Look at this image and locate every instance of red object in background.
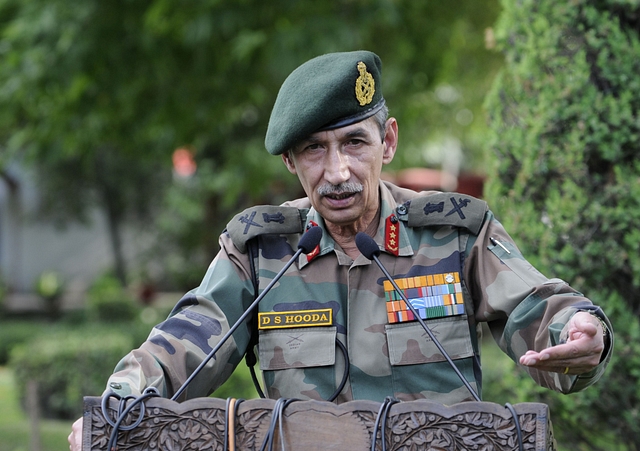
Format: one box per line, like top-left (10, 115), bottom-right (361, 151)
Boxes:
top-left (172, 148), bottom-right (197, 178)
top-left (455, 172), bottom-right (485, 198)
top-left (385, 168), bottom-right (485, 198)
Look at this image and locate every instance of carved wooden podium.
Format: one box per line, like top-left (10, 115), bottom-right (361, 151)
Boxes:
top-left (83, 396), bottom-right (556, 450)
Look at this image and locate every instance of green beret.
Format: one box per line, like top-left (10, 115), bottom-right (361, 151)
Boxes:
top-left (265, 50), bottom-right (385, 155)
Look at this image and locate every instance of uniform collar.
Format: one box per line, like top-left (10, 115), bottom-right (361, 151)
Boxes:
top-left (298, 181), bottom-right (413, 269)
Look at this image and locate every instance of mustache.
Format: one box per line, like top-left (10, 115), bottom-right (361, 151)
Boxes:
top-left (317, 182), bottom-right (364, 196)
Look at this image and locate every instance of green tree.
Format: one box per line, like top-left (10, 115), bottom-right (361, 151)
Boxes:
top-left (485, 0), bottom-right (640, 448)
top-left (0, 0), bottom-right (502, 288)
top-left (0, 0), bottom-right (172, 284)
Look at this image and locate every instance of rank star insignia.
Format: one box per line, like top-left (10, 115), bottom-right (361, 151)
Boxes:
top-left (389, 223), bottom-right (397, 240)
top-left (385, 214), bottom-right (399, 255)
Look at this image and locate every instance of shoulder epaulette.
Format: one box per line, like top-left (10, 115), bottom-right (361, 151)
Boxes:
top-left (406, 192), bottom-right (488, 235)
top-left (227, 205), bottom-right (307, 252)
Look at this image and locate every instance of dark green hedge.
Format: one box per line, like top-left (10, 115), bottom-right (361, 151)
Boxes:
top-left (86, 274), bottom-right (140, 322)
top-left (10, 328), bottom-right (134, 419)
top-left (0, 321), bottom-right (42, 365)
top-left (485, 0), bottom-right (640, 449)
top-left (6, 311), bottom-right (259, 420)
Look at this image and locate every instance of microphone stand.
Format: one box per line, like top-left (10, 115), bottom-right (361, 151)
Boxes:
top-left (101, 227), bottom-right (323, 451)
top-left (355, 232), bottom-right (529, 450)
top-left (172, 226), bottom-right (323, 400)
top-left (355, 232), bottom-right (480, 401)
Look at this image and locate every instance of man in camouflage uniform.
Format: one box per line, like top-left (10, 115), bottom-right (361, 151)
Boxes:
top-left (69, 50), bottom-right (612, 448)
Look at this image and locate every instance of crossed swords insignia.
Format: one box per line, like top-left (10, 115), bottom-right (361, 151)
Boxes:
top-left (239, 211), bottom-right (286, 234)
top-left (424, 197), bottom-right (472, 220)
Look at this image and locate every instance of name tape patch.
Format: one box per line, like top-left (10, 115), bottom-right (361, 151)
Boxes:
top-left (258, 308), bottom-right (333, 330)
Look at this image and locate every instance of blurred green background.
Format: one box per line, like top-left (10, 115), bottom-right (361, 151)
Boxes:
top-left (1, 0), bottom-right (639, 450)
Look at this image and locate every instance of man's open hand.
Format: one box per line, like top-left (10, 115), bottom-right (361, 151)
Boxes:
top-left (519, 311), bottom-right (605, 375)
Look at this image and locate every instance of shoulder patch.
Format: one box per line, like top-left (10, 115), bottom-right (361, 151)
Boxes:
top-left (227, 206), bottom-right (306, 252)
top-left (407, 192), bottom-right (488, 235)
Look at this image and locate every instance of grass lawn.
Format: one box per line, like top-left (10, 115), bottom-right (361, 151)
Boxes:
top-left (0, 367), bottom-right (72, 451)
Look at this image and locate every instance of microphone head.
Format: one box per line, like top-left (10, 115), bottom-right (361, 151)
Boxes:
top-left (355, 232), bottom-right (380, 260)
top-left (298, 226), bottom-right (323, 253)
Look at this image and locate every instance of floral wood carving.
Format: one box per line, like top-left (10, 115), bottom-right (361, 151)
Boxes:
top-left (354, 409), bottom-right (547, 451)
top-left (83, 397), bottom-right (556, 451)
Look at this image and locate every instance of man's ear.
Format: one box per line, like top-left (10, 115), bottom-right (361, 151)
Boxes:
top-left (281, 151), bottom-right (297, 175)
top-left (382, 118), bottom-right (398, 165)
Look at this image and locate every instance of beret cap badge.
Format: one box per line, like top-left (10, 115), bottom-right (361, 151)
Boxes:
top-left (265, 51), bottom-right (384, 155)
top-left (355, 61), bottom-right (375, 106)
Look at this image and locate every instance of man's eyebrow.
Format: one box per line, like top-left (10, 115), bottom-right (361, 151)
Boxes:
top-left (303, 136), bottom-right (322, 144)
top-left (295, 127), bottom-right (372, 149)
top-left (293, 136), bottom-right (321, 151)
top-left (343, 128), bottom-right (370, 139)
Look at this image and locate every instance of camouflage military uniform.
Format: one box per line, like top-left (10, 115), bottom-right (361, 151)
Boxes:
top-left (107, 181), bottom-right (612, 405)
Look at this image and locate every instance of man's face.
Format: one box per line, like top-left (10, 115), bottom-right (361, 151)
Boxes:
top-left (282, 117), bottom-right (398, 228)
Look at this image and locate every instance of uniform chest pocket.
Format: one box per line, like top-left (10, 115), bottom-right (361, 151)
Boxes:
top-left (259, 326), bottom-right (337, 370)
top-left (385, 316), bottom-right (473, 366)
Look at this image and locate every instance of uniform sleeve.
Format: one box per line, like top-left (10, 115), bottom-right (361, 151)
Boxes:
top-left (464, 211), bottom-right (613, 394)
top-left (105, 232), bottom-right (256, 400)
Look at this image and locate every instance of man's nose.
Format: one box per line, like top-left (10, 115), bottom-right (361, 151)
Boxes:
top-left (323, 148), bottom-right (350, 185)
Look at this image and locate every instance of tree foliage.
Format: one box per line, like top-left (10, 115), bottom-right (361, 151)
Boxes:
top-left (0, 0), bottom-right (502, 288)
top-left (485, 0), bottom-right (640, 448)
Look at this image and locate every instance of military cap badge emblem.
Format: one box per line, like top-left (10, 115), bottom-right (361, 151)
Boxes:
top-left (355, 61), bottom-right (375, 106)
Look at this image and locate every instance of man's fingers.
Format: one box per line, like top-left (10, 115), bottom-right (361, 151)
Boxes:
top-left (520, 335), bottom-right (601, 369)
top-left (68, 417), bottom-right (83, 451)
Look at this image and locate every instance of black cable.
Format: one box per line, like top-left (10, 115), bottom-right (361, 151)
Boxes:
top-left (249, 337), bottom-right (349, 403)
top-left (277, 399), bottom-right (292, 451)
top-left (379, 398), bottom-right (397, 451)
top-left (355, 232), bottom-right (481, 402)
top-left (327, 339), bottom-right (350, 402)
top-left (249, 363), bottom-right (267, 399)
top-left (504, 402), bottom-right (524, 451)
top-left (260, 398), bottom-right (285, 451)
top-left (171, 226), bottom-right (322, 401)
top-left (259, 398), bottom-right (299, 451)
top-left (371, 397), bottom-right (388, 451)
top-left (246, 239), bottom-right (266, 399)
top-left (102, 387), bottom-right (160, 451)
top-left (371, 397), bottom-right (398, 451)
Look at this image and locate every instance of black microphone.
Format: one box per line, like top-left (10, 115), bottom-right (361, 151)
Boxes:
top-left (171, 226), bottom-right (323, 400)
top-left (355, 232), bottom-right (480, 402)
